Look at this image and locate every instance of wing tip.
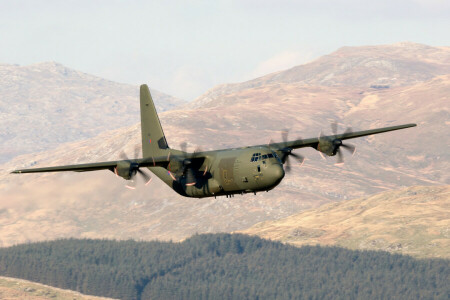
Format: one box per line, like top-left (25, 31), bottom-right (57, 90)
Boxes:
top-left (405, 123), bottom-right (417, 128)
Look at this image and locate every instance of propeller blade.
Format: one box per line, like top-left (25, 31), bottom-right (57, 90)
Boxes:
top-left (290, 152), bottom-right (305, 165)
top-left (134, 144), bottom-right (140, 159)
top-left (193, 146), bottom-right (202, 154)
top-left (341, 143), bottom-right (356, 155)
top-left (192, 146), bottom-right (203, 160)
top-left (168, 170), bottom-right (177, 181)
top-left (319, 130), bottom-right (324, 141)
top-left (125, 179), bottom-right (137, 190)
top-left (318, 121), bottom-right (356, 165)
top-left (174, 141), bottom-right (206, 186)
top-left (342, 127), bottom-right (353, 138)
top-left (284, 156), bottom-right (291, 173)
top-left (186, 168), bottom-right (196, 186)
top-left (119, 151), bottom-right (129, 160)
top-left (317, 130), bottom-right (326, 159)
top-left (331, 121), bottom-right (338, 136)
top-left (180, 142), bottom-right (188, 154)
top-left (137, 169), bottom-right (152, 185)
top-left (119, 148), bottom-right (152, 189)
top-left (281, 129), bottom-right (289, 144)
top-left (269, 129), bottom-right (306, 172)
top-left (336, 150), bottom-right (344, 165)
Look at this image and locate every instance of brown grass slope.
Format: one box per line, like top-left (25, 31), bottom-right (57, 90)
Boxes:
top-left (0, 276), bottom-right (116, 300)
top-left (0, 43), bottom-right (448, 247)
top-left (239, 185), bottom-right (450, 259)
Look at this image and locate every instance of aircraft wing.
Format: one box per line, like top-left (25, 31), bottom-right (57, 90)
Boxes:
top-left (11, 156), bottom-right (170, 174)
top-left (268, 123), bottom-right (417, 150)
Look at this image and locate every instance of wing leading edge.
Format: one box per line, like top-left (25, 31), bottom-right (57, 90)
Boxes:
top-left (11, 124), bottom-right (416, 174)
top-left (265, 123), bottom-right (416, 150)
top-left (11, 156), bottom-right (170, 174)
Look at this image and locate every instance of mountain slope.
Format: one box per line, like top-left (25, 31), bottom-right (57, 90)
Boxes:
top-left (0, 75), bottom-right (447, 247)
top-left (239, 185), bottom-right (450, 259)
top-left (0, 43), bottom-right (448, 247)
top-left (191, 42), bottom-right (450, 108)
top-left (0, 276), bottom-right (115, 300)
top-left (0, 62), bottom-right (185, 163)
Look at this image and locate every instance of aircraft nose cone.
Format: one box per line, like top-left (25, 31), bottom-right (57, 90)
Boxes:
top-left (270, 164), bottom-right (285, 182)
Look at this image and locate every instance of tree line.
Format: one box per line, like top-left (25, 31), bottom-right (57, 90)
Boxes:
top-left (0, 233), bottom-right (448, 299)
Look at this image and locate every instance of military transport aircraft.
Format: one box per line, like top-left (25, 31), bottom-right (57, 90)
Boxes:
top-left (12, 84), bottom-right (416, 198)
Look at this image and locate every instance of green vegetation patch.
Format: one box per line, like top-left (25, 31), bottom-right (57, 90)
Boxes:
top-left (0, 234), bottom-right (448, 300)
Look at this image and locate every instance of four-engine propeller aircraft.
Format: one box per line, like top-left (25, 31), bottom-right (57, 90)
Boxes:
top-left (12, 84), bottom-right (416, 198)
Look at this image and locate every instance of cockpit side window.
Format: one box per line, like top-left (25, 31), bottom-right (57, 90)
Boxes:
top-left (251, 152), bottom-right (276, 162)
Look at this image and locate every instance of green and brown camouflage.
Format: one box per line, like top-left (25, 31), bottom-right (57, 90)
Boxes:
top-left (12, 85), bottom-right (416, 198)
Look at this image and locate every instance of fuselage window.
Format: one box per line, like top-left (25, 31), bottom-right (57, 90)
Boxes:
top-left (262, 154), bottom-right (268, 159)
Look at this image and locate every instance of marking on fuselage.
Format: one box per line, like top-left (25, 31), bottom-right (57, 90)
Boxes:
top-left (218, 157), bottom-right (238, 190)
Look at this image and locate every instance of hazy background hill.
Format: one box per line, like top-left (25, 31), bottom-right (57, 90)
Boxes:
top-left (0, 62), bottom-right (185, 163)
top-left (0, 43), bottom-right (448, 252)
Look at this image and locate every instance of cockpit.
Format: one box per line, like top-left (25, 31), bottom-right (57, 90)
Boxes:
top-left (250, 152), bottom-right (279, 162)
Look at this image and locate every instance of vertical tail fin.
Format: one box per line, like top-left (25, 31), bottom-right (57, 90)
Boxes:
top-left (140, 84), bottom-right (170, 158)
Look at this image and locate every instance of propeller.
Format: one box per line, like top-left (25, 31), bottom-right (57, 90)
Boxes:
top-left (168, 142), bottom-right (205, 186)
top-left (269, 129), bottom-right (305, 173)
top-left (117, 144), bottom-right (152, 189)
top-left (326, 121), bottom-right (356, 165)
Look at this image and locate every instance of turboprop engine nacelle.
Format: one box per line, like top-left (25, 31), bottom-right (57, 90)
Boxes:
top-left (167, 157), bottom-right (187, 174)
top-left (115, 161), bottom-right (138, 180)
top-left (317, 138), bottom-right (342, 156)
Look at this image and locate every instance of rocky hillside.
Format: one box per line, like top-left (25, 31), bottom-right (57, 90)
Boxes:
top-left (0, 62), bottom-right (185, 163)
top-left (239, 185), bottom-right (450, 259)
top-left (0, 43), bottom-right (448, 247)
top-left (191, 42), bottom-right (450, 108)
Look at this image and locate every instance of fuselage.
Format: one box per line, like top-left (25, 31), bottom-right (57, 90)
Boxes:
top-left (149, 147), bottom-right (285, 198)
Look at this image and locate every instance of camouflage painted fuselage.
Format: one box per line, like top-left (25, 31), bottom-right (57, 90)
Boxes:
top-left (150, 147), bottom-right (285, 198)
